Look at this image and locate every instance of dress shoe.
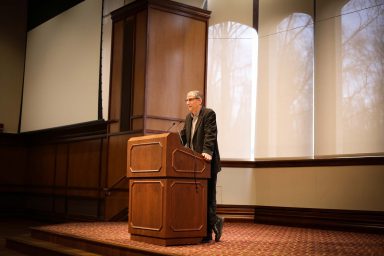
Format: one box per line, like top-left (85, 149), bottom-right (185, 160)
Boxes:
top-left (213, 216), bottom-right (223, 242)
top-left (201, 235), bottom-right (212, 243)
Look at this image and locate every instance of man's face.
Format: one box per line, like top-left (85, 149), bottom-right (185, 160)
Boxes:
top-left (185, 92), bottom-right (202, 114)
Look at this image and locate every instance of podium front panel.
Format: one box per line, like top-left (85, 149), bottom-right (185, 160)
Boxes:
top-left (168, 180), bottom-right (206, 233)
top-left (129, 141), bottom-right (163, 174)
top-left (128, 178), bottom-right (207, 243)
top-left (129, 180), bottom-right (164, 231)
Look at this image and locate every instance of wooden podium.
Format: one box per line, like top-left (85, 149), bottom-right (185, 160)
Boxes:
top-left (127, 133), bottom-right (210, 246)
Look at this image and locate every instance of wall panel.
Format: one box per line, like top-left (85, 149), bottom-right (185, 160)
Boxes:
top-left (26, 144), bottom-right (56, 191)
top-left (67, 139), bottom-right (102, 194)
top-left (0, 134), bottom-right (26, 215)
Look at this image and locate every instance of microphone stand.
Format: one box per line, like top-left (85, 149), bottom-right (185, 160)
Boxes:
top-left (165, 122), bottom-right (177, 132)
top-left (175, 121), bottom-right (185, 145)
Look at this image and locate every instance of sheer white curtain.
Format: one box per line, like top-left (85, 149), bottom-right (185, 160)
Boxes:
top-left (315, 0), bottom-right (384, 156)
top-left (257, 10), bottom-right (314, 158)
top-left (206, 0), bottom-right (383, 159)
top-left (207, 0), bottom-right (257, 159)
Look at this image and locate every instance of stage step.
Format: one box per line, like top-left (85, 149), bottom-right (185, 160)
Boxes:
top-left (6, 235), bottom-right (102, 256)
top-left (7, 226), bottom-right (171, 256)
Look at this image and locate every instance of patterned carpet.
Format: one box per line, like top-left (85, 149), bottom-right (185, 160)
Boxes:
top-left (34, 222), bottom-right (384, 256)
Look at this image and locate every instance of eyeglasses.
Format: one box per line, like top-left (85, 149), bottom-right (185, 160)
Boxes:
top-left (185, 97), bottom-right (198, 102)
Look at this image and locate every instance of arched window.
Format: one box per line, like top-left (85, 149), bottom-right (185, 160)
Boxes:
top-left (207, 21), bottom-right (258, 159)
top-left (255, 13), bottom-right (314, 158)
top-left (339, 0), bottom-right (384, 154)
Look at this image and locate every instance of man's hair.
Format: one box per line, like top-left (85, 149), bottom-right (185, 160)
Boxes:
top-left (188, 90), bottom-right (203, 100)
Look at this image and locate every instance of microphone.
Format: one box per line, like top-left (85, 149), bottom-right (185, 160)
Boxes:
top-left (175, 121), bottom-right (185, 145)
top-left (166, 122), bottom-right (177, 132)
top-left (166, 121), bottom-right (185, 145)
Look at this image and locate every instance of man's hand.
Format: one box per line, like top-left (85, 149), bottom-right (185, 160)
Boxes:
top-left (202, 153), bottom-right (212, 161)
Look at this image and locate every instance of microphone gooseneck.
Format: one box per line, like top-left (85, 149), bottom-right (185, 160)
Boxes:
top-left (166, 122), bottom-right (177, 132)
top-left (175, 121), bottom-right (185, 145)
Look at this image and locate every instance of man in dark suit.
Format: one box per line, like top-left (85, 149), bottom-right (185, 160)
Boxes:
top-left (180, 90), bottom-right (223, 243)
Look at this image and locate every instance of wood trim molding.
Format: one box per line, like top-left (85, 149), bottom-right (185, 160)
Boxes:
top-left (111, 0), bottom-right (211, 22)
top-left (0, 133), bottom-right (25, 145)
top-left (21, 120), bottom-right (108, 144)
top-left (217, 205), bottom-right (254, 222)
top-left (222, 156), bottom-right (384, 168)
top-left (254, 205), bottom-right (384, 233)
top-left (218, 205), bottom-right (384, 233)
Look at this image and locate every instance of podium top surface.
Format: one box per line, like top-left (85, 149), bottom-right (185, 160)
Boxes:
top-left (128, 132), bottom-right (174, 142)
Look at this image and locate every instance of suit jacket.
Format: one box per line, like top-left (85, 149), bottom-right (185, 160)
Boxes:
top-left (180, 107), bottom-right (221, 173)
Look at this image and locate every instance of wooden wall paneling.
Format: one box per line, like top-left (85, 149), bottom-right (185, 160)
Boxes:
top-left (66, 197), bottom-right (101, 220)
top-left (106, 135), bottom-right (131, 187)
top-left (67, 139), bottom-right (102, 197)
top-left (0, 121), bottom-right (108, 220)
top-left (0, 144), bottom-right (26, 189)
top-left (26, 144), bottom-right (56, 191)
top-left (104, 190), bottom-right (128, 221)
top-left (111, 10), bottom-right (147, 133)
top-left (131, 10), bottom-right (147, 129)
top-left (25, 144), bottom-right (56, 215)
top-left (65, 139), bottom-right (103, 219)
top-left (98, 136), bottom-right (108, 218)
top-left (109, 19), bottom-right (125, 133)
top-left (104, 133), bottom-right (135, 220)
top-left (144, 116), bottom-right (186, 135)
top-left (145, 117), bottom-right (184, 132)
top-left (146, 6), bottom-right (207, 121)
top-left (131, 117), bottom-right (145, 131)
top-left (110, 0), bottom-right (210, 134)
top-left (131, 10), bottom-right (146, 134)
top-left (0, 192), bottom-right (25, 217)
top-left (0, 138), bottom-right (27, 215)
top-left (120, 16), bottom-right (135, 131)
top-left (53, 143), bottom-right (68, 216)
top-left (54, 143), bottom-right (68, 194)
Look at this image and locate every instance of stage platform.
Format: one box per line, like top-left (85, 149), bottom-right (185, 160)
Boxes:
top-left (5, 221), bottom-right (384, 256)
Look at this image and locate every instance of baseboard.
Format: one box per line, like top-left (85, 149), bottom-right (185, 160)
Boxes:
top-left (218, 205), bottom-right (384, 233)
top-left (217, 205), bottom-right (255, 222)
